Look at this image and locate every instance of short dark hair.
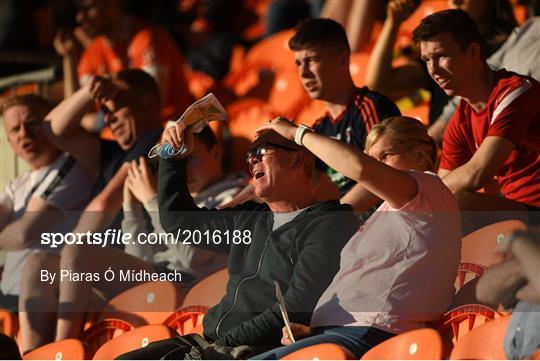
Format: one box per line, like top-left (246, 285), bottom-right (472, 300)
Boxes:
top-left (412, 9), bottom-right (486, 59)
top-left (112, 68), bottom-right (161, 107)
top-left (289, 18), bottom-right (350, 53)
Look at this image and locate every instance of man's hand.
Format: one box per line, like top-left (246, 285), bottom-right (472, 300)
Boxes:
top-left (54, 30), bottom-right (83, 59)
top-left (123, 176), bottom-right (137, 207)
top-left (387, 0), bottom-right (420, 25)
top-left (160, 121), bottom-right (195, 158)
top-left (281, 323), bottom-right (312, 346)
top-left (126, 157), bottom-right (158, 204)
top-left (89, 76), bottom-right (118, 104)
top-left (256, 117), bottom-right (298, 141)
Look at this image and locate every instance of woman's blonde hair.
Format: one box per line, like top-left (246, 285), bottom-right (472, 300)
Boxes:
top-left (365, 116), bottom-right (438, 171)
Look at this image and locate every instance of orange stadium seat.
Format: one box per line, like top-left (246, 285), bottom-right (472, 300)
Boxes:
top-left (450, 315), bottom-right (510, 360)
top-left (244, 29), bottom-right (296, 70)
top-left (182, 268), bottom-right (229, 308)
top-left (281, 343), bottom-right (355, 360)
top-left (92, 324), bottom-right (177, 360)
top-left (98, 281), bottom-right (185, 327)
top-left (460, 220), bottom-right (527, 267)
top-left (454, 262), bottom-right (486, 291)
top-left (267, 66), bottom-right (310, 119)
top-left (361, 328), bottom-right (451, 360)
top-left (349, 51), bottom-right (371, 87)
top-left (225, 99), bottom-right (275, 172)
top-left (81, 318), bottom-right (134, 356)
top-left (184, 68), bottom-right (215, 100)
top-left (436, 304), bottom-right (500, 344)
top-left (23, 338), bottom-right (91, 360)
top-left (0, 308), bottom-right (19, 338)
top-left (163, 305), bottom-right (209, 336)
top-left (399, 0), bottom-right (449, 37)
top-left (295, 99), bottom-right (327, 127)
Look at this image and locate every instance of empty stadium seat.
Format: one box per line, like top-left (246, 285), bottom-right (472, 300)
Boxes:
top-left (454, 262), bottom-right (486, 291)
top-left (361, 328), bottom-right (451, 360)
top-left (267, 67), bottom-right (310, 119)
top-left (92, 324), bottom-right (177, 360)
top-left (244, 29), bottom-right (295, 70)
top-left (450, 315), bottom-right (510, 360)
top-left (281, 343), bottom-right (355, 360)
top-left (0, 308), bottom-right (18, 338)
top-left (182, 268), bottom-right (229, 308)
top-left (225, 99), bottom-right (275, 172)
top-left (98, 281), bottom-right (185, 327)
top-left (163, 305), bottom-right (208, 336)
top-left (80, 318), bottom-right (134, 356)
top-left (295, 99), bottom-right (327, 127)
top-left (461, 220), bottom-right (527, 267)
top-left (349, 51), bottom-right (371, 87)
top-left (436, 304), bottom-right (500, 344)
top-left (23, 338), bottom-right (90, 360)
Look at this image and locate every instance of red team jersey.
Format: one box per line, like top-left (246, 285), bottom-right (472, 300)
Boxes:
top-left (440, 70), bottom-right (540, 207)
top-left (78, 18), bottom-right (193, 120)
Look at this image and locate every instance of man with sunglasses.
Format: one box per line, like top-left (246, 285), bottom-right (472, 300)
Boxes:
top-left (118, 124), bottom-right (359, 359)
top-left (0, 95), bottom-right (94, 313)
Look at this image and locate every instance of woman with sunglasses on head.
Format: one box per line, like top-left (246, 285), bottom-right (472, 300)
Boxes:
top-left (252, 116), bottom-right (461, 359)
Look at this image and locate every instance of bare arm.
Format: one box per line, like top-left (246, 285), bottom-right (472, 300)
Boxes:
top-left (439, 136), bottom-right (514, 193)
top-left (0, 198), bottom-right (61, 250)
top-left (72, 164), bottom-right (129, 233)
top-left (476, 258), bottom-right (526, 308)
top-left (365, 0), bottom-right (427, 95)
top-left (340, 183), bottom-right (382, 213)
top-left (258, 119), bottom-right (418, 209)
top-left (43, 77), bottom-right (119, 175)
top-left (54, 31), bottom-right (82, 97)
top-left (345, 0), bottom-right (382, 52)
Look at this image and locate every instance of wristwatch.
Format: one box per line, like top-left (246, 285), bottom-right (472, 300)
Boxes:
top-left (294, 124), bottom-right (311, 146)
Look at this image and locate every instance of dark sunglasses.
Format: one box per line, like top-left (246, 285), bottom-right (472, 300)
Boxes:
top-left (245, 142), bottom-right (299, 163)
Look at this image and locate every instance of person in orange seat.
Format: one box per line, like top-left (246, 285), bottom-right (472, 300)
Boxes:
top-left (252, 116), bottom-right (460, 359)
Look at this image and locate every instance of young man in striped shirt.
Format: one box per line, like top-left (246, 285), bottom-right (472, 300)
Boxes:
top-left (289, 18), bottom-right (401, 213)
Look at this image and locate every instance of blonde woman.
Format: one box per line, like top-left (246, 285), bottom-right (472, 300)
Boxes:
top-left (252, 116), bottom-right (461, 359)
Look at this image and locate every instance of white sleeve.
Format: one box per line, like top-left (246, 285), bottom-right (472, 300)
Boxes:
top-left (32, 154), bottom-right (94, 211)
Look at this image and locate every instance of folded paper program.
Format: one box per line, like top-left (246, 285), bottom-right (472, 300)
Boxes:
top-left (149, 93), bottom-right (228, 159)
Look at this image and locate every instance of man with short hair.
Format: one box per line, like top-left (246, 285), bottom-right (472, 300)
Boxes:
top-left (17, 69), bottom-right (164, 352)
top-left (0, 95), bottom-right (94, 312)
top-left (117, 124), bottom-right (359, 359)
top-left (289, 18), bottom-right (401, 213)
top-left (413, 9), bottom-right (540, 229)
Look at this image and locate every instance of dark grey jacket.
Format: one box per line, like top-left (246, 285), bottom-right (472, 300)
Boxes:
top-left (158, 158), bottom-right (358, 349)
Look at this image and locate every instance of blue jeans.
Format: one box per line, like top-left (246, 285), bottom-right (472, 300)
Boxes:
top-left (251, 326), bottom-right (395, 359)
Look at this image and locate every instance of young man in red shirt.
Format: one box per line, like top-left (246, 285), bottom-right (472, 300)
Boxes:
top-left (413, 9), bottom-right (539, 231)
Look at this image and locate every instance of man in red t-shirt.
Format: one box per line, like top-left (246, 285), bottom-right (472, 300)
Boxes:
top-left (413, 10), bottom-right (539, 230)
top-left (57, 0), bottom-right (192, 121)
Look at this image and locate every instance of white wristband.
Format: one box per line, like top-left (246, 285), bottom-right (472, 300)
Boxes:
top-left (294, 124), bottom-right (310, 146)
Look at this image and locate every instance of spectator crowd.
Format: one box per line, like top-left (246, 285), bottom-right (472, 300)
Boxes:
top-left (0, 0), bottom-right (538, 359)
